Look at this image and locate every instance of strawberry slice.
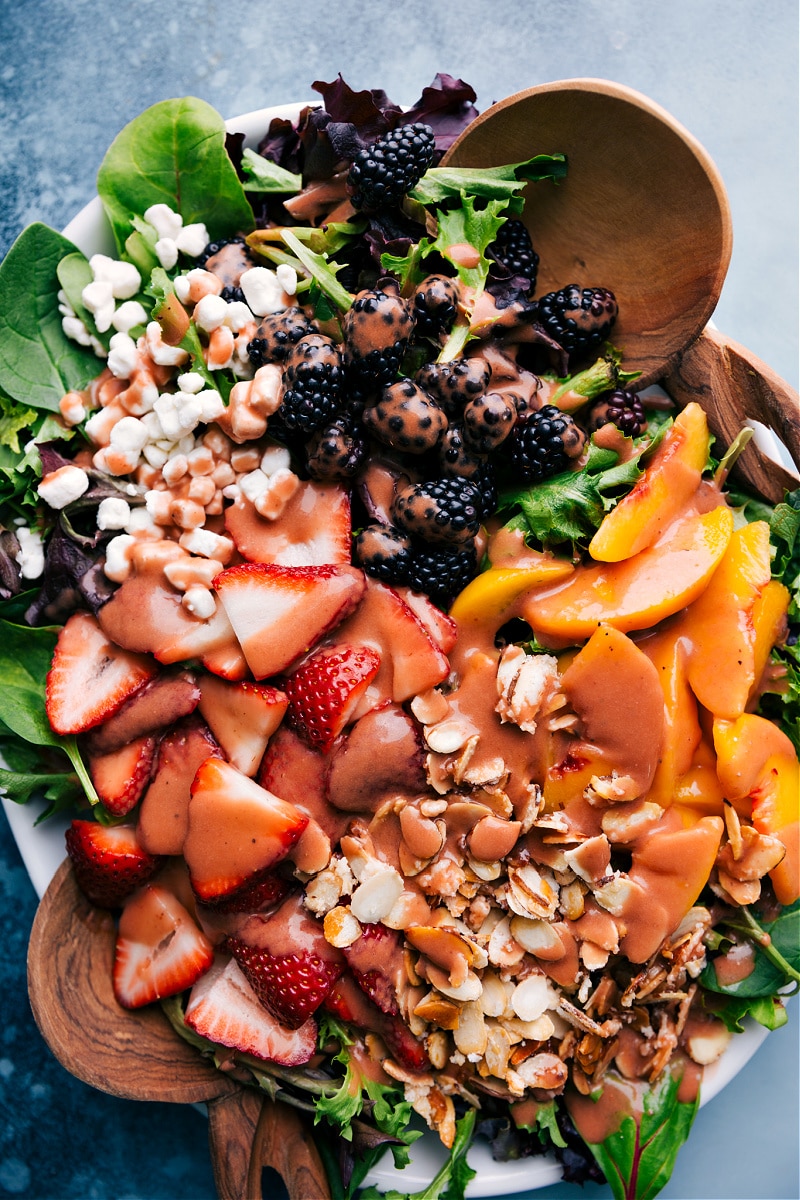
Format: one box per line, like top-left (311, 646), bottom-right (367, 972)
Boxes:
top-left (224, 896), bottom-right (344, 1029)
top-left (331, 578), bottom-right (450, 719)
top-left (137, 716), bottom-right (221, 857)
top-left (324, 973), bottom-right (429, 1073)
top-left (87, 734), bottom-right (158, 817)
top-left (46, 610), bottom-right (157, 735)
top-left (65, 820), bottom-right (162, 909)
top-left (225, 480), bottom-right (352, 566)
top-left (184, 955), bottom-right (317, 1065)
top-left (197, 675), bottom-right (288, 776)
top-left (200, 872), bottom-right (291, 915)
top-left (395, 586), bottom-right (458, 654)
top-left (113, 883), bottom-right (214, 1009)
top-left (214, 562), bottom-right (366, 680)
top-left (184, 757), bottom-right (308, 903)
top-left (342, 922), bottom-right (404, 1016)
top-left (283, 644), bottom-right (381, 752)
top-left (87, 670), bottom-right (200, 755)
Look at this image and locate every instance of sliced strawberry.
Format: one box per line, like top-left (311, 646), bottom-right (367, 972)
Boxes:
top-left (342, 922), bottom-right (404, 1017)
top-left (65, 820), bottom-right (162, 909)
top-left (283, 644), bottom-right (381, 752)
top-left (225, 480), bottom-right (352, 565)
top-left (97, 573), bottom-right (247, 676)
top-left (214, 562), bottom-right (366, 680)
top-left (184, 955), bottom-right (316, 1065)
top-left (324, 972), bottom-right (429, 1073)
top-left (137, 716), bottom-right (222, 857)
top-left (258, 724), bottom-right (352, 849)
top-left (87, 670), bottom-right (200, 755)
top-left (87, 735), bottom-right (158, 817)
top-left (325, 703), bottom-right (426, 813)
top-left (184, 757), bottom-right (308, 903)
top-left (200, 872), bottom-right (291, 914)
top-left (225, 900), bottom-right (344, 1029)
top-left (197, 675), bottom-right (288, 776)
top-left (395, 586), bottom-right (458, 654)
top-left (331, 578), bottom-right (450, 719)
top-left (113, 883), bottom-right (214, 1009)
top-left (46, 610), bottom-right (157, 736)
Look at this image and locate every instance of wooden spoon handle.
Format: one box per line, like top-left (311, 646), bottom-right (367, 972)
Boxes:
top-left (252, 1098), bottom-right (332, 1200)
top-left (207, 1089), bottom-right (332, 1200)
top-left (662, 326), bottom-right (800, 503)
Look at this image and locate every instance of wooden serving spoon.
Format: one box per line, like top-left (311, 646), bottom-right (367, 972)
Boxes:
top-left (442, 78), bottom-right (734, 389)
top-left (27, 860), bottom-right (331, 1200)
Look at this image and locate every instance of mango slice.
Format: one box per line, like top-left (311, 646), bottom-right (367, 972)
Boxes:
top-left (450, 560), bottom-right (573, 626)
top-left (588, 401), bottom-right (710, 562)
top-left (521, 505), bottom-right (733, 644)
top-left (713, 713), bottom-right (800, 905)
top-left (679, 521), bottom-right (772, 719)
top-left (749, 578), bottom-right (791, 705)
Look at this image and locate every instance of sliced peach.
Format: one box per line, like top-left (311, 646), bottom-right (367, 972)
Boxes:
top-left (620, 814), bottom-right (723, 961)
top-left (449, 560), bottom-right (573, 626)
top-left (559, 625), bottom-right (665, 798)
top-left (678, 521), bottom-right (771, 719)
top-left (672, 736), bottom-right (727, 819)
top-left (713, 713), bottom-right (799, 904)
top-left (749, 579), bottom-right (791, 706)
top-left (521, 505), bottom-right (733, 644)
top-left (639, 627), bottom-right (702, 807)
top-left (588, 402), bottom-right (710, 562)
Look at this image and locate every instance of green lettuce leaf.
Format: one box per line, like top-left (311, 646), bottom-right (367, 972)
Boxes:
top-left (359, 1108), bottom-right (477, 1200)
top-left (410, 155), bottom-right (567, 206)
top-left (701, 900), bottom-right (800, 998)
top-left (240, 148), bottom-right (303, 194)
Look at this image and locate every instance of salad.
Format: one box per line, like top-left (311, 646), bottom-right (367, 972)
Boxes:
top-left (1, 73), bottom-right (798, 1200)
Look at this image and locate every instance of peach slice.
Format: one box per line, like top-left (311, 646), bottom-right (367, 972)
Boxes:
top-left (639, 627), bottom-right (702, 807)
top-left (713, 713), bottom-right (800, 905)
top-left (671, 736), bottom-right (727, 819)
top-left (559, 624), bottom-right (665, 799)
top-left (588, 401), bottom-right (710, 562)
top-left (449, 560), bottom-right (574, 626)
top-left (749, 578), bottom-right (791, 705)
top-left (521, 504), bottom-right (733, 644)
top-left (679, 520), bottom-right (772, 719)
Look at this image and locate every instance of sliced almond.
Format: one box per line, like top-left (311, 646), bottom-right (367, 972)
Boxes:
top-left (323, 905), bottom-right (362, 948)
top-left (510, 973), bottom-right (559, 1023)
top-left (686, 1024), bottom-right (732, 1065)
top-left (414, 990), bottom-right (462, 1030)
top-left (487, 915), bottom-right (526, 968)
top-left (453, 999), bottom-right (488, 1058)
top-left (426, 962), bottom-right (483, 1002)
top-left (350, 866), bottom-right (404, 922)
top-left (514, 1051), bottom-right (569, 1091)
top-left (507, 863), bottom-right (559, 920)
top-left (510, 916), bottom-right (567, 961)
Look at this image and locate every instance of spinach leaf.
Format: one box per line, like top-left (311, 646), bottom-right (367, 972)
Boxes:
top-left (710, 993), bottom-right (788, 1033)
top-left (584, 1071), bottom-right (699, 1200)
top-left (96, 97), bottom-right (254, 256)
top-left (0, 619), bottom-right (97, 809)
top-left (0, 223), bottom-right (103, 411)
top-left (701, 901), bottom-right (800, 998)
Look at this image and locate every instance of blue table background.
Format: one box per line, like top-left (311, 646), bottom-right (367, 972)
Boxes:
top-left (1, 2), bottom-right (798, 1198)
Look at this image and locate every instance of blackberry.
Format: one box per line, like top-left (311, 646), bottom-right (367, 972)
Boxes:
top-left (536, 285), bottom-right (618, 361)
top-left (342, 284), bottom-right (415, 394)
top-left (392, 478), bottom-right (481, 548)
top-left (196, 235), bottom-right (246, 267)
top-left (413, 274), bottom-right (459, 340)
top-left (585, 389), bottom-right (647, 438)
top-left (305, 413), bottom-right (368, 481)
top-left (488, 218), bottom-right (539, 292)
top-left (462, 390), bottom-right (517, 453)
top-left (347, 122), bottom-right (435, 213)
top-left (220, 285), bottom-right (245, 303)
top-left (416, 357), bottom-right (490, 418)
top-left (437, 432), bottom-right (498, 520)
top-left (353, 524), bottom-right (412, 585)
top-left (362, 379), bottom-right (447, 455)
top-left (279, 335), bottom-right (343, 436)
top-left (247, 307), bottom-right (314, 367)
top-left (406, 544), bottom-right (478, 609)
top-left (508, 405), bottom-right (587, 483)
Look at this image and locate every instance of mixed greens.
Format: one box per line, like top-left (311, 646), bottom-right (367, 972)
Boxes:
top-left (0, 73), bottom-right (798, 1200)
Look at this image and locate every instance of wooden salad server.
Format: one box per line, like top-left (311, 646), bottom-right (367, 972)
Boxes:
top-left (442, 78), bottom-right (734, 390)
top-left (27, 860), bottom-right (332, 1200)
top-left (443, 79), bottom-right (799, 486)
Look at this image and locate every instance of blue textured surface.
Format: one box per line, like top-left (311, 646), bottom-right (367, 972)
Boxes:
top-left (1, 3), bottom-right (798, 1199)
